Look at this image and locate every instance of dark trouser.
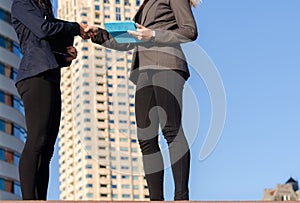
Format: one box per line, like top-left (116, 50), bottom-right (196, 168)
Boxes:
top-left (16, 76), bottom-right (61, 200)
top-left (135, 70), bottom-right (190, 201)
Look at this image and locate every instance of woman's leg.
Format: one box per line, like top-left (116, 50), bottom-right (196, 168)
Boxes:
top-left (17, 77), bottom-right (60, 200)
top-left (152, 70), bottom-right (190, 200)
top-left (36, 83), bottom-right (61, 200)
top-left (135, 72), bottom-right (164, 200)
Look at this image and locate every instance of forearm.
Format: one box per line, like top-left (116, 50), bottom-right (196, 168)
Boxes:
top-left (92, 28), bottom-right (135, 51)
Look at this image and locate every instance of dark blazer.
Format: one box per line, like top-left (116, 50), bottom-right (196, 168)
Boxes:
top-left (11, 0), bottom-right (80, 84)
top-left (92, 0), bottom-right (198, 84)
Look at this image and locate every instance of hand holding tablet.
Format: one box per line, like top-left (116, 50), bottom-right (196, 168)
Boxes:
top-left (104, 21), bottom-right (142, 43)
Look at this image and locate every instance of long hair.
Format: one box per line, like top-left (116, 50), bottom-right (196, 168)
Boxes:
top-left (190, 0), bottom-right (201, 7)
top-left (33, 0), bottom-right (54, 17)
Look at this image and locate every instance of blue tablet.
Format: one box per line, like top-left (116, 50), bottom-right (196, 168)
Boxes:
top-left (104, 21), bottom-right (142, 43)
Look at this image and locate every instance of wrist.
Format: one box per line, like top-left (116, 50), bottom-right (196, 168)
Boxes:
top-left (150, 30), bottom-right (155, 41)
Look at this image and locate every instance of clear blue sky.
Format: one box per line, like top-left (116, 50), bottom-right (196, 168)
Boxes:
top-left (48, 0), bottom-right (300, 200)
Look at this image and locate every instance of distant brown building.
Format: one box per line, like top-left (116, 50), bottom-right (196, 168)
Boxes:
top-left (262, 177), bottom-right (300, 201)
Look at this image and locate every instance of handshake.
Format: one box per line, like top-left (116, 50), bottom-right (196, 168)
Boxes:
top-left (79, 23), bottom-right (99, 40)
top-left (78, 23), bottom-right (155, 41)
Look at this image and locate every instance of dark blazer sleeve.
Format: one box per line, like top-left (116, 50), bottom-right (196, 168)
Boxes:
top-left (11, 0), bottom-right (80, 39)
top-left (92, 28), bottom-right (135, 51)
top-left (154, 0), bottom-right (198, 44)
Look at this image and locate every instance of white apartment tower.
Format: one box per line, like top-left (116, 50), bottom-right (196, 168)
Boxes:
top-left (0, 0), bottom-right (25, 200)
top-left (57, 0), bottom-right (149, 200)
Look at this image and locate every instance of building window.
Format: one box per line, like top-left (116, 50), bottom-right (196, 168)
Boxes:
top-left (84, 118), bottom-right (91, 122)
top-left (84, 137), bottom-right (92, 141)
top-left (121, 157), bottom-right (129, 161)
top-left (0, 177), bottom-right (21, 196)
top-left (122, 175), bottom-right (130, 179)
top-left (122, 184), bottom-right (130, 189)
top-left (99, 165), bottom-right (106, 168)
top-left (120, 138), bottom-right (128, 142)
top-left (85, 155), bottom-right (92, 159)
top-left (85, 164), bottom-right (92, 169)
top-left (117, 75), bottom-right (125, 79)
top-left (0, 62), bottom-right (18, 80)
top-left (0, 8), bottom-right (12, 24)
top-left (117, 93), bottom-right (126, 97)
top-left (95, 5), bottom-right (100, 10)
top-left (0, 89), bottom-right (24, 115)
top-left (122, 194), bottom-right (131, 198)
top-left (121, 166), bottom-right (129, 170)
top-left (86, 184), bottom-right (93, 188)
top-left (0, 119), bottom-right (26, 142)
top-left (116, 7), bottom-right (121, 21)
top-left (84, 109), bottom-right (91, 113)
top-left (0, 148), bottom-right (20, 166)
top-left (84, 127), bottom-right (91, 131)
top-left (119, 129), bottom-right (128, 133)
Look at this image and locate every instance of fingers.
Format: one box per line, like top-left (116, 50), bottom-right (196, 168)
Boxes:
top-left (128, 25), bottom-right (153, 41)
top-left (135, 23), bottom-right (145, 29)
top-left (67, 46), bottom-right (77, 58)
top-left (66, 46), bottom-right (77, 62)
top-left (79, 23), bottom-right (90, 39)
top-left (127, 30), bottom-right (140, 37)
top-left (84, 26), bottom-right (99, 38)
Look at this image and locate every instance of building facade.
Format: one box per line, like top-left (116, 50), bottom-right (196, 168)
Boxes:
top-left (57, 0), bottom-right (149, 200)
top-left (262, 178), bottom-right (300, 201)
top-left (0, 0), bottom-right (25, 200)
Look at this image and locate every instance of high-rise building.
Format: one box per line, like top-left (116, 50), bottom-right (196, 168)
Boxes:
top-left (262, 177), bottom-right (300, 201)
top-left (0, 0), bottom-right (25, 200)
top-left (57, 0), bottom-right (148, 200)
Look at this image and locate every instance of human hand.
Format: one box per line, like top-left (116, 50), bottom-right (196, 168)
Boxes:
top-left (84, 25), bottom-right (99, 38)
top-left (127, 23), bottom-right (154, 41)
top-left (79, 23), bottom-right (90, 39)
top-left (65, 46), bottom-right (77, 62)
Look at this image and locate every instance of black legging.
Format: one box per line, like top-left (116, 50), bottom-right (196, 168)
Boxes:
top-left (135, 70), bottom-right (190, 201)
top-left (16, 76), bottom-right (61, 200)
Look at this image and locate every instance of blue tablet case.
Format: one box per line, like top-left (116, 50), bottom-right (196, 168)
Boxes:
top-left (104, 21), bottom-right (142, 43)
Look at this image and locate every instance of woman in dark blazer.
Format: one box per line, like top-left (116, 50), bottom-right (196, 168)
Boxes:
top-left (11, 0), bottom-right (87, 200)
top-left (86, 0), bottom-right (199, 200)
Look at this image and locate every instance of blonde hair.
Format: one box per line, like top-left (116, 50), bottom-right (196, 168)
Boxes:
top-left (190, 0), bottom-right (201, 7)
